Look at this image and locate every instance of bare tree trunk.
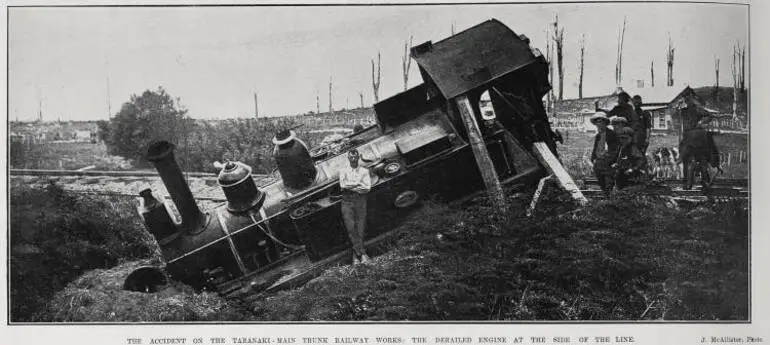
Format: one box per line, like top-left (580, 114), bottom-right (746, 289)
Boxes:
top-left (650, 60), bottom-right (655, 87)
top-left (254, 92), bottom-right (258, 119)
top-left (615, 17), bottom-right (627, 86)
top-left (740, 44), bottom-right (746, 92)
top-left (546, 25), bottom-right (553, 113)
top-left (402, 36), bottom-right (414, 91)
top-left (714, 56), bottom-right (720, 101)
top-left (667, 34), bottom-right (675, 87)
top-left (371, 52), bottom-right (381, 103)
top-left (578, 34), bottom-right (585, 99)
top-left (732, 44), bottom-right (739, 119)
top-left (329, 76), bottom-right (333, 113)
top-left (553, 15), bottom-right (565, 100)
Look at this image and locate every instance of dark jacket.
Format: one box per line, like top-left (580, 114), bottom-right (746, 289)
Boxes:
top-left (679, 128), bottom-right (720, 166)
top-left (612, 143), bottom-right (647, 172)
top-left (600, 103), bottom-right (637, 128)
top-left (591, 129), bottom-right (619, 162)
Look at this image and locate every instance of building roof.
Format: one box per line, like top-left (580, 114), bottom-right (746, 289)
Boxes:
top-left (554, 84), bottom-right (695, 115)
top-left (620, 84), bottom-right (691, 105)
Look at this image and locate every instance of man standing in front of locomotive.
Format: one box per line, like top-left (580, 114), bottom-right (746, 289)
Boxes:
top-left (339, 149), bottom-right (372, 264)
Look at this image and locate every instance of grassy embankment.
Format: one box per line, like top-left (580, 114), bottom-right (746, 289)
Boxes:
top-left (14, 181), bottom-right (748, 321)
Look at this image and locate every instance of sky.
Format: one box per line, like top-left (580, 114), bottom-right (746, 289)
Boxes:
top-left (8, 3), bottom-right (749, 122)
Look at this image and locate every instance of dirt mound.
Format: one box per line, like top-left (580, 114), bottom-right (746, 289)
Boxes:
top-left (47, 260), bottom-right (251, 322)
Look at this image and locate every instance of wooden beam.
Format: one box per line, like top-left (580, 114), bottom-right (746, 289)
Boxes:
top-left (531, 141), bottom-right (588, 206)
top-left (454, 95), bottom-right (507, 210)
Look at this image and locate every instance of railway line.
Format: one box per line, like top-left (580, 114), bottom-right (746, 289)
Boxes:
top-left (10, 169), bottom-right (749, 202)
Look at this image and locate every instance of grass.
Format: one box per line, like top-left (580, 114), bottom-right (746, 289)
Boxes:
top-left (10, 182), bottom-right (161, 321)
top-left (11, 141), bottom-right (133, 170)
top-left (14, 177), bottom-right (748, 322)
top-left (47, 260), bottom-right (252, 322)
top-left (246, 185), bottom-right (748, 321)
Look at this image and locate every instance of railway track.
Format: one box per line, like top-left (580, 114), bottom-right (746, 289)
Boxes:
top-left (11, 169), bottom-right (749, 203)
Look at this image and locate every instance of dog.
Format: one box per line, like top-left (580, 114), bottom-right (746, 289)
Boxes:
top-left (650, 147), bottom-right (682, 179)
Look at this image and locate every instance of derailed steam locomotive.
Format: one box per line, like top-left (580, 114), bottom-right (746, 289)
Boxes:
top-left (126, 19), bottom-right (568, 296)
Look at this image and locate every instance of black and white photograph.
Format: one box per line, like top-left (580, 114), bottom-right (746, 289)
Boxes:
top-left (4, 0), bottom-right (761, 335)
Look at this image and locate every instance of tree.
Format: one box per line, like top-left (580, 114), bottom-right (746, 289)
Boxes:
top-left (578, 34), bottom-right (585, 99)
top-left (667, 33), bottom-right (675, 86)
top-left (254, 92), bottom-right (259, 119)
top-left (359, 92), bottom-right (364, 108)
top-left (740, 44), bottom-right (746, 92)
top-left (552, 15), bottom-right (565, 100)
top-left (713, 56), bottom-right (720, 101)
top-left (615, 17), bottom-right (627, 86)
top-left (372, 51), bottom-right (382, 103)
top-left (101, 87), bottom-right (193, 165)
top-left (732, 43), bottom-right (740, 118)
top-left (329, 76), bottom-right (334, 113)
top-left (402, 36), bottom-right (414, 91)
top-left (650, 60), bottom-right (655, 87)
top-left (545, 25), bottom-right (553, 113)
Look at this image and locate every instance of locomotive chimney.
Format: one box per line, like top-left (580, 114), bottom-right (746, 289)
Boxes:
top-left (147, 141), bottom-right (204, 233)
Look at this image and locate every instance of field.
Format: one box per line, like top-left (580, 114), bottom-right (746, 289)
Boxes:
top-left (11, 141), bottom-right (133, 170)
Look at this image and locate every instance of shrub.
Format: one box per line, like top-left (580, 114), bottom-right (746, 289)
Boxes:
top-left (10, 182), bottom-right (161, 322)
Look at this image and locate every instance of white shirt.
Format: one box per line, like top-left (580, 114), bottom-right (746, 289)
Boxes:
top-left (339, 166), bottom-right (372, 194)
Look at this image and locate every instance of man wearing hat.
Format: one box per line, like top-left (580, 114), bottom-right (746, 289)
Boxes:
top-left (596, 92), bottom-right (636, 127)
top-left (611, 127), bottom-right (647, 190)
top-left (339, 149), bottom-right (372, 264)
top-left (609, 116), bottom-right (629, 137)
top-left (272, 129), bottom-right (317, 190)
top-left (590, 112), bottom-right (618, 194)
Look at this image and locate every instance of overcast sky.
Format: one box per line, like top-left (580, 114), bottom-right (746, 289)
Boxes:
top-left (8, 3), bottom-right (748, 122)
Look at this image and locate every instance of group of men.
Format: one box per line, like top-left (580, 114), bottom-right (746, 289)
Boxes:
top-left (589, 91), bottom-right (722, 194)
top-left (590, 92), bottom-right (652, 194)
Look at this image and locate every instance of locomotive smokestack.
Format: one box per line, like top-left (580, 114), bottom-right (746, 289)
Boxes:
top-left (147, 141), bottom-right (204, 233)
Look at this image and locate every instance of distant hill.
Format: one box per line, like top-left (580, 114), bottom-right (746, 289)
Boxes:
top-left (692, 86), bottom-right (748, 117)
